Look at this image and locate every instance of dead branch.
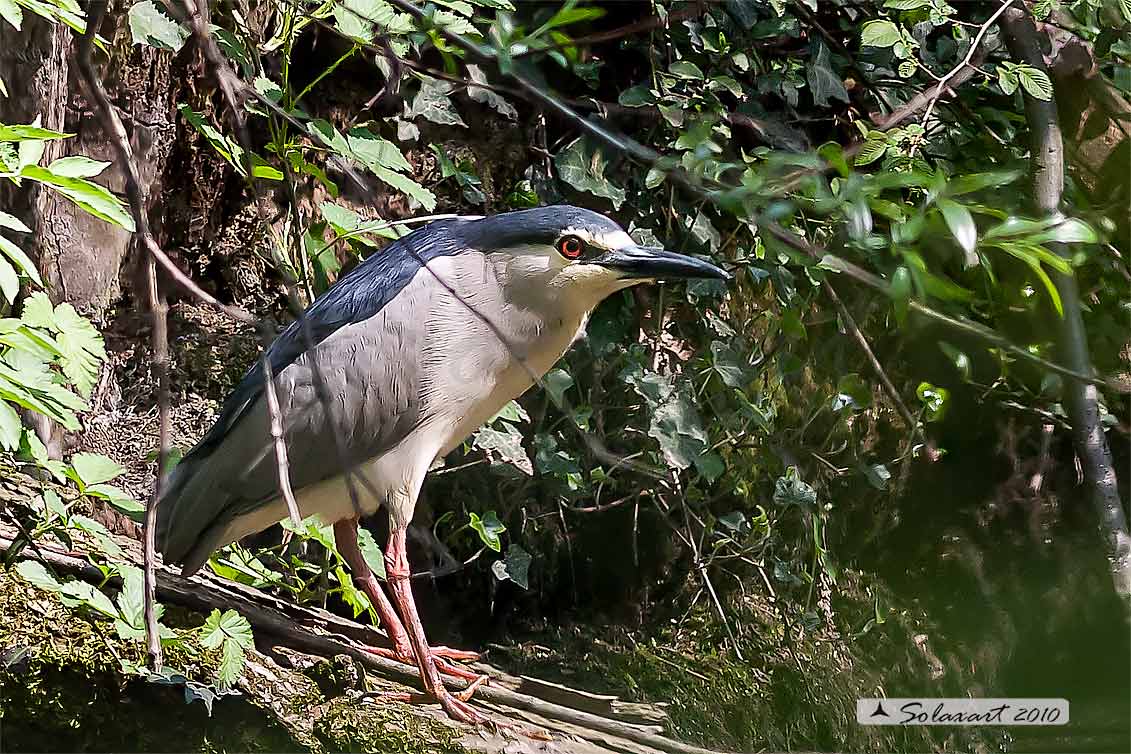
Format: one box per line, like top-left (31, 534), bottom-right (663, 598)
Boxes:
top-left (0, 527), bottom-right (743, 754)
top-left (75, 0), bottom-right (165, 671)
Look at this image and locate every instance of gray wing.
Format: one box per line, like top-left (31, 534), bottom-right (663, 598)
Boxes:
top-left (156, 224), bottom-right (464, 572)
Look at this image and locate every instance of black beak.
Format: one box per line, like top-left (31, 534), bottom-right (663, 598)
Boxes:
top-left (593, 245), bottom-right (731, 281)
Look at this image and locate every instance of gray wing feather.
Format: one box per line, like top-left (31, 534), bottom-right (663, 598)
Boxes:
top-left (157, 254), bottom-right (440, 572)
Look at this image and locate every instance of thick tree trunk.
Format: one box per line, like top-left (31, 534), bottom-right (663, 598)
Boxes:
top-left (1001, 7), bottom-right (1131, 608)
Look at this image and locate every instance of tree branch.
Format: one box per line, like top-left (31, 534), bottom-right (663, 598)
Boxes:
top-left (999, 6), bottom-right (1131, 606)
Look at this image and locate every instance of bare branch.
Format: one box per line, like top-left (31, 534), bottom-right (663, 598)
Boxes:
top-left (1000, 6), bottom-right (1131, 605)
top-left (75, 0), bottom-right (164, 671)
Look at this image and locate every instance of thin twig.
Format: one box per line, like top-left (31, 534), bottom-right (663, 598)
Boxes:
top-left (75, 0), bottom-right (163, 671)
top-left (824, 283), bottom-right (920, 435)
top-left (261, 356), bottom-right (303, 527)
top-left (912, 0), bottom-right (1016, 157)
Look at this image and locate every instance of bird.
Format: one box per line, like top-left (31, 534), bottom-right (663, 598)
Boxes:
top-left (155, 205), bottom-right (729, 723)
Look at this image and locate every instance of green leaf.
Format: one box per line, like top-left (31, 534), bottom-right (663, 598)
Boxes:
top-left (1037, 218), bottom-right (1098, 245)
top-left (861, 20), bottom-right (901, 48)
top-left (855, 134), bottom-right (888, 166)
top-left (0, 399), bottom-right (20, 450)
top-left (489, 400), bottom-right (529, 424)
top-left (669, 60), bottom-right (704, 80)
top-left (773, 469), bottom-right (817, 508)
top-left (200, 608), bottom-right (254, 680)
top-left (0, 124), bottom-right (71, 142)
top-left (0, 257), bottom-right (17, 303)
top-left (916, 381), bottom-right (950, 422)
top-left (356, 527), bottom-right (386, 580)
top-left (469, 511), bottom-right (506, 552)
top-left (554, 137), bottom-right (626, 209)
top-left (474, 423), bottom-right (532, 475)
top-left (807, 42), bottom-right (849, 107)
top-left (86, 484), bottom-right (146, 520)
top-left (71, 452), bottom-right (125, 487)
top-left (16, 560), bottom-right (63, 592)
top-left (884, 0), bottom-right (928, 8)
top-left (127, 1), bottom-right (188, 51)
top-left (0, 234), bottom-right (43, 285)
top-left (649, 391), bottom-right (708, 470)
top-left (946, 169), bottom-right (1024, 196)
top-left (490, 544), bottom-right (532, 589)
top-left (408, 78), bottom-right (466, 127)
top-left (19, 166), bottom-right (135, 231)
top-left (937, 198), bottom-right (978, 266)
top-left (370, 165), bottom-right (437, 211)
top-left (466, 65), bottom-right (517, 119)
top-left (333, 0), bottom-right (413, 41)
top-left (0, 0), bottom-right (23, 30)
top-left (834, 373), bottom-right (871, 411)
top-left (542, 367), bottom-right (573, 406)
top-left (59, 578), bottom-right (117, 618)
top-left (1015, 65), bottom-right (1053, 101)
top-left (0, 210), bottom-right (31, 233)
top-left (346, 127), bottom-right (413, 173)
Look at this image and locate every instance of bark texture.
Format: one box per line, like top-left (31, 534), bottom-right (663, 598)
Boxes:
top-left (1000, 7), bottom-right (1131, 606)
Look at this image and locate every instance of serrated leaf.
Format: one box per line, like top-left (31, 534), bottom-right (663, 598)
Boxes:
top-left (469, 511), bottom-right (506, 552)
top-left (855, 134), bottom-right (888, 166)
top-left (1016, 65), bottom-right (1052, 101)
top-left (554, 138), bottom-right (626, 209)
top-left (128, 0), bottom-right (188, 50)
top-left (199, 609), bottom-right (253, 686)
top-left (346, 127), bottom-right (412, 173)
top-left (16, 560), bottom-right (62, 591)
top-left (861, 20), bottom-right (901, 48)
top-left (370, 164), bottom-right (436, 211)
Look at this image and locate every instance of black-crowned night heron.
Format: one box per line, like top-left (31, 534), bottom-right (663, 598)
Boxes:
top-left (156, 205), bottom-right (728, 722)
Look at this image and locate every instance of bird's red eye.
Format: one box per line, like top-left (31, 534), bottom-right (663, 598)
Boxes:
top-left (558, 236), bottom-right (585, 259)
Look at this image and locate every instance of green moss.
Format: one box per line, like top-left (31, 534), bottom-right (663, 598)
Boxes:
top-left (0, 567), bottom-right (467, 754)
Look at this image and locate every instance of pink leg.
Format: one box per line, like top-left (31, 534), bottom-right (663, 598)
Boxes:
top-left (385, 525), bottom-right (490, 724)
top-left (334, 520), bottom-right (483, 685)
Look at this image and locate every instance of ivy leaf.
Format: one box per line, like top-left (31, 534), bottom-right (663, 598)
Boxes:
top-left (542, 368), bottom-right (574, 406)
top-left (199, 609), bottom-right (254, 687)
top-left (937, 198), bottom-right (978, 267)
top-left (649, 392), bottom-right (708, 470)
top-left (490, 544), bottom-right (532, 589)
top-left (469, 511), bottom-right (506, 552)
top-left (466, 65), bottom-right (517, 119)
top-left (773, 469), bottom-right (817, 509)
top-left (555, 138), bottom-right (626, 209)
top-left (408, 78), bottom-right (466, 127)
top-left (127, 1), bottom-right (188, 51)
top-left (861, 20), bottom-right (901, 48)
top-left (474, 423), bottom-right (533, 475)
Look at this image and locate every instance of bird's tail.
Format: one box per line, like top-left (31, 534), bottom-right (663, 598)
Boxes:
top-left (155, 450), bottom-right (226, 576)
